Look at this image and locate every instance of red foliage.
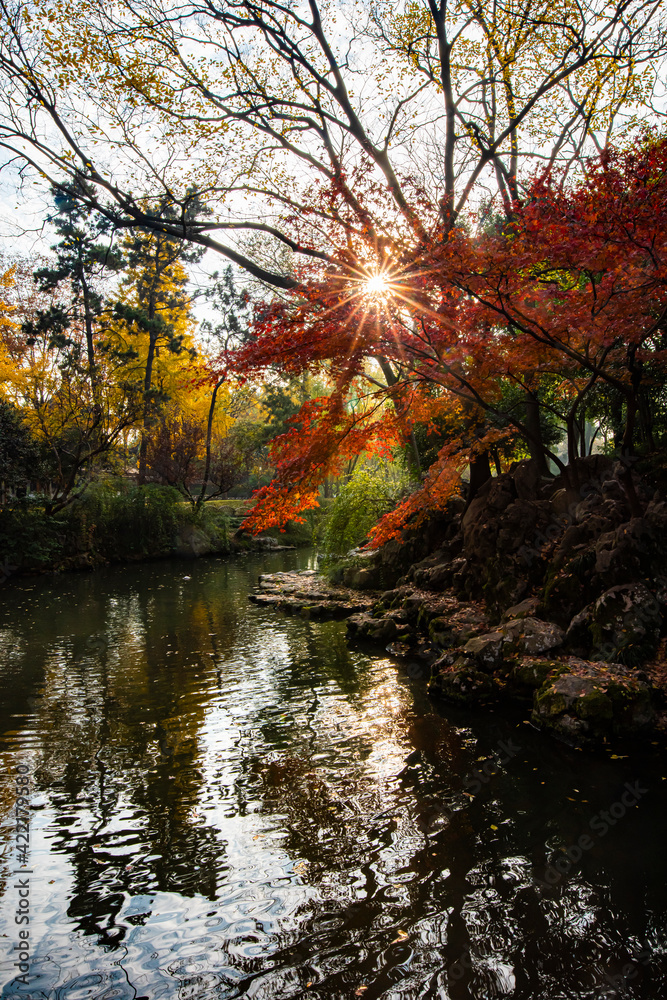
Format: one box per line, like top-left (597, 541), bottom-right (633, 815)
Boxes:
top-left (240, 391), bottom-right (402, 533)
top-left (229, 133), bottom-right (667, 536)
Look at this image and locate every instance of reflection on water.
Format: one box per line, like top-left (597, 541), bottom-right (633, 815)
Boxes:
top-left (0, 550), bottom-right (666, 998)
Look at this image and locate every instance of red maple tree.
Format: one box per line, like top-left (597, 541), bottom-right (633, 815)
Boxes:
top-left (224, 133), bottom-right (667, 540)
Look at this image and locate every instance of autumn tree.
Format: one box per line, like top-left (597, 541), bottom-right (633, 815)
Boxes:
top-left (0, 0), bottom-right (663, 275)
top-left (224, 133), bottom-right (667, 536)
top-left (193, 265), bottom-right (254, 505)
top-left (114, 204), bottom-right (202, 481)
top-left (1, 0), bottom-right (667, 530)
top-left (0, 254), bottom-right (144, 509)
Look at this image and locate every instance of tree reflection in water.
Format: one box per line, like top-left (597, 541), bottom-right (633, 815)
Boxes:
top-left (0, 551), bottom-right (665, 998)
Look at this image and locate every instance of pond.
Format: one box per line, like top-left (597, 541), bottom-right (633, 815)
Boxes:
top-left (0, 549), bottom-right (666, 999)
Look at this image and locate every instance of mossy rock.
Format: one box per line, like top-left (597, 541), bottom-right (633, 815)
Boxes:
top-left (575, 687), bottom-right (614, 721)
top-left (416, 603), bottom-right (437, 629)
top-left (566, 582), bottom-right (662, 666)
top-left (501, 617), bottom-right (565, 656)
top-left (429, 616), bottom-right (454, 646)
top-left (462, 631), bottom-right (504, 671)
top-left (509, 658), bottom-right (567, 694)
top-left (480, 555), bottom-right (529, 616)
top-left (532, 657), bottom-right (655, 744)
top-left (428, 658), bottom-right (499, 705)
top-left (533, 684), bottom-right (569, 719)
top-left (541, 549), bottom-right (598, 625)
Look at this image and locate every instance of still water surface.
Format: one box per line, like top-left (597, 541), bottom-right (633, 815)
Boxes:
top-left (0, 549), bottom-right (666, 999)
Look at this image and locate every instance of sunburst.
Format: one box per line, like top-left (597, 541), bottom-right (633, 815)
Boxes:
top-left (363, 272), bottom-right (391, 298)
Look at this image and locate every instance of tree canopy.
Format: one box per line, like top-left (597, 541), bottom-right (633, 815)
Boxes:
top-left (1, 0), bottom-right (667, 532)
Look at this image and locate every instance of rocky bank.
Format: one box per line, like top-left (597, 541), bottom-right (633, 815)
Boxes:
top-left (252, 455), bottom-right (667, 747)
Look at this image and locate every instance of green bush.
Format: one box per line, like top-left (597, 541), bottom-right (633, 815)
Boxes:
top-left (320, 463), bottom-right (411, 557)
top-left (191, 501), bottom-right (230, 551)
top-left (0, 482), bottom-right (194, 573)
top-left (0, 498), bottom-right (65, 573)
top-left (63, 482), bottom-right (186, 560)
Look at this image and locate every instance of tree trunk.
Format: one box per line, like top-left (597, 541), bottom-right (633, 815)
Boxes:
top-left (638, 389), bottom-right (656, 450)
top-left (468, 451), bottom-right (492, 502)
top-left (566, 411), bottom-right (579, 467)
top-left (524, 392), bottom-right (549, 474)
top-left (621, 347), bottom-right (642, 456)
top-left (138, 291), bottom-right (158, 485)
top-left (617, 461), bottom-right (644, 518)
top-left (409, 427), bottom-right (422, 477)
top-left (196, 379), bottom-right (222, 508)
top-left (610, 395), bottom-right (624, 450)
top-left (621, 392), bottom-right (637, 456)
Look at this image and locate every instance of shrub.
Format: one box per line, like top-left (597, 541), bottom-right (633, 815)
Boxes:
top-left (0, 498), bottom-right (65, 573)
top-left (62, 481), bottom-right (186, 560)
top-left (0, 481), bottom-right (190, 573)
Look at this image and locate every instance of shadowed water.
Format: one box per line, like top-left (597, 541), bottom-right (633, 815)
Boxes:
top-left (0, 549), bottom-right (666, 999)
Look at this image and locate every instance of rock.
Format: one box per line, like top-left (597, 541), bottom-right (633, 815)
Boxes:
top-left (532, 658), bottom-right (655, 743)
top-left (429, 616), bottom-right (454, 647)
top-left (509, 657), bottom-right (565, 694)
top-left (254, 571), bottom-right (378, 620)
top-left (600, 478), bottom-right (627, 503)
top-left (378, 586), bottom-right (414, 609)
top-left (424, 562), bottom-right (454, 589)
top-left (346, 612), bottom-right (375, 637)
top-left (458, 469), bottom-right (561, 610)
top-left (593, 517), bottom-right (656, 584)
top-left (501, 597), bottom-right (540, 622)
top-left (368, 617), bottom-right (399, 642)
top-left (347, 566), bottom-right (379, 589)
top-left (462, 631), bottom-right (505, 670)
top-left (250, 534), bottom-right (296, 551)
top-left (173, 525), bottom-right (212, 557)
top-left (386, 640), bottom-right (413, 658)
top-left (566, 582), bottom-right (661, 666)
top-left (540, 559), bottom-right (597, 626)
top-left (447, 496), bottom-right (467, 516)
top-left (501, 617), bottom-right (565, 655)
top-left (485, 478), bottom-right (516, 512)
top-left (512, 458), bottom-right (546, 500)
top-left (496, 499), bottom-right (540, 552)
top-left (451, 557), bottom-right (469, 593)
top-left (410, 640), bottom-right (440, 664)
top-left (428, 659), bottom-right (498, 704)
top-left (403, 593), bottom-right (427, 620)
top-left (386, 608), bottom-right (409, 624)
